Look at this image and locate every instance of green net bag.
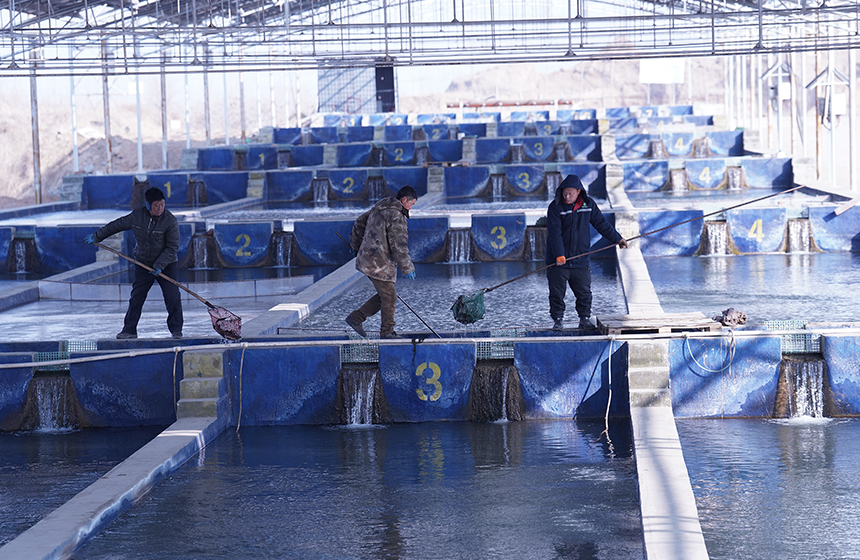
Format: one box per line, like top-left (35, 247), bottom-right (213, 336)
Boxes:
top-left (451, 289), bottom-right (486, 325)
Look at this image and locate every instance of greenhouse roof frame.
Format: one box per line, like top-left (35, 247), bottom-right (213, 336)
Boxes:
top-left (0, 0), bottom-right (858, 77)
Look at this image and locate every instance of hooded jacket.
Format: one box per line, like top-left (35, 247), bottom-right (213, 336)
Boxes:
top-left (545, 179), bottom-right (622, 268)
top-left (350, 197), bottom-right (415, 282)
top-left (94, 207), bottom-right (180, 270)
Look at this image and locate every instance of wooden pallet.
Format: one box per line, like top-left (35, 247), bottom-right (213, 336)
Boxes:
top-left (596, 312), bottom-right (722, 335)
top-left (422, 161), bottom-right (472, 168)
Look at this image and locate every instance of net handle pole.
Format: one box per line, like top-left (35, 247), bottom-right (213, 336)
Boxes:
top-left (485, 184), bottom-right (807, 294)
top-left (335, 233), bottom-right (442, 339)
top-left (94, 241), bottom-right (216, 309)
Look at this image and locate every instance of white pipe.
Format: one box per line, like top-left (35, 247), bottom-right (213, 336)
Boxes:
top-left (68, 45), bottom-right (79, 172)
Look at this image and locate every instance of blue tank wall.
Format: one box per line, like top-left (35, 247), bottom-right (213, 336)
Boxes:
top-left (823, 335), bottom-right (860, 415)
top-left (0, 354), bottom-right (35, 430)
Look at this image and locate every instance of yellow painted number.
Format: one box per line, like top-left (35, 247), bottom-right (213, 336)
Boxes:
top-left (394, 148), bottom-right (404, 162)
top-left (542, 124), bottom-right (552, 135)
top-left (699, 166), bottom-right (711, 183)
top-left (259, 153), bottom-right (265, 166)
top-left (644, 109), bottom-right (653, 117)
top-left (517, 172), bottom-right (530, 190)
top-left (491, 225), bottom-right (507, 250)
top-left (431, 128), bottom-right (443, 140)
top-left (394, 117), bottom-right (403, 125)
top-left (235, 233), bottom-right (252, 257)
top-left (533, 142), bottom-right (544, 156)
top-left (674, 137), bottom-right (685, 151)
top-left (748, 218), bottom-right (764, 242)
top-left (164, 181), bottom-right (171, 198)
top-left (416, 362), bottom-right (442, 402)
top-left (342, 177), bottom-right (355, 194)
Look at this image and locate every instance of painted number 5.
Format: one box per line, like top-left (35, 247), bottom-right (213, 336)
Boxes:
top-left (416, 362), bottom-right (442, 402)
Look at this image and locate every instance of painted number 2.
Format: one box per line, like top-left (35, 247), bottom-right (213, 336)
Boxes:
top-left (235, 233), bottom-right (252, 256)
top-left (416, 362), bottom-right (442, 402)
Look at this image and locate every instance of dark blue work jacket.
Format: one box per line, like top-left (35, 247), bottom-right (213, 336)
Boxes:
top-left (545, 186), bottom-right (622, 268)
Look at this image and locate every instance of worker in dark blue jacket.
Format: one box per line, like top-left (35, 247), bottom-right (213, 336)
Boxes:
top-left (546, 174), bottom-right (627, 331)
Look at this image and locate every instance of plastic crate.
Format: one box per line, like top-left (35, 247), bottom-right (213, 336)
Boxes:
top-left (764, 320), bottom-right (821, 354)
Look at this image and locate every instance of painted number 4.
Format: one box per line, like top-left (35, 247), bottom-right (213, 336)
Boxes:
top-left (748, 218), bottom-right (764, 242)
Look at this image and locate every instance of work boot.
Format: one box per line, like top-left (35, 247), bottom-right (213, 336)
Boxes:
top-left (345, 315), bottom-right (367, 337)
top-left (116, 331), bottom-right (137, 340)
top-left (578, 317), bottom-right (594, 330)
top-left (381, 331), bottom-right (402, 339)
top-left (552, 318), bottom-right (564, 331)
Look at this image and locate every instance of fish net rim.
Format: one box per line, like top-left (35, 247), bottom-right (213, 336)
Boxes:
top-left (451, 289), bottom-right (486, 325)
top-left (209, 307), bottom-right (242, 340)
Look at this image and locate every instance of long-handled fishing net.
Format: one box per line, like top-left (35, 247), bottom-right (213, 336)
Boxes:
top-left (94, 242), bottom-right (243, 340)
top-left (451, 185), bottom-right (807, 325)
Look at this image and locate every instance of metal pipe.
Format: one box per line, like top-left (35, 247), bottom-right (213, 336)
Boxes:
top-left (29, 46), bottom-right (42, 205)
top-left (68, 45), bottom-right (79, 172)
top-left (223, 69), bottom-right (230, 145)
top-left (102, 37), bottom-right (113, 175)
top-left (850, 48), bottom-right (857, 191)
top-left (160, 53), bottom-right (168, 169)
top-left (203, 46), bottom-right (211, 146)
top-left (135, 71), bottom-right (143, 173)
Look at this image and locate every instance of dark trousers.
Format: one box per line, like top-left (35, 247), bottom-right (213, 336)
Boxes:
top-left (548, 265), bottom-right (592, 320)
top-left (122, 261), bottom-right (184, 335)
top-left (349, 276), bottom-right (397, 336)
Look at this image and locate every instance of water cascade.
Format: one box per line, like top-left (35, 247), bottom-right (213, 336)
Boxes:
top-left (336, 366), bottom-right (389, 425)
top-left (277, 151), bottom-right (293, 169)
top-left (553, 141), bottom-right (569, 162)
top-left (523, 122), bottom-right (538, 136)
top-left (6, 237), bottom-right (39, 273)
top-left (668, 168), bottom-right (689, 194)
top-left (467, 360), bottom-right (524, 422)
top-left (491, 175), bottom-right (507, 200)
top-left (367, 177), bottom-right (387, 201)
top-left (692, 136), bottom-right (711, 158)
top-left (545, 172), bottom-right (562, 201)
top-left (774, 355), bottom-right (832, 418)
top-left (312, 178), bottom-right (330, 204)
top-left (785, 219), bottom-right (816, 253)
top-left (558, 122), bottom-right (573, 135)
top-left (509, 143), bottom-right (525, 163)
top-left (368, 147), bottom-right (385, 166)
top-left (19, 374), bottom-right (82, 431)
top-left (726, 167), bottom-right (745, 190)
top-left (524, 226), bottom-right (547, 261)
top-left (269, 231), bottom-right (295, 267)
top-left (699, 221), bottom-right (731, 255)
top-left (647, 140), bottom-right (669, 158)
top-left (187, 179), bottom-right (208, 207)
top-left (446, 229), bottom-right (475, 262)
top-left (414, 146), bottom-right (429, 166)
top-left (189, 233), bottom-right (219, 269)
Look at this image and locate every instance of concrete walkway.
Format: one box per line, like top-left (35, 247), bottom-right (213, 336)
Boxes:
top-left (0, 417), bottom-right (225, 560)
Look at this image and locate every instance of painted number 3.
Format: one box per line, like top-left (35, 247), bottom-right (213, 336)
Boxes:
top-left (416, 362), bottom-right (442, 402)
top-left (490, 226), bottom-right (507, 250)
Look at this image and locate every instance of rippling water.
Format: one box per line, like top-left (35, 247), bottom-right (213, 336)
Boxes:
top-left (76, 421), bottom-right (643, 560)
top-left (677, 418), bottom-right (860, 560)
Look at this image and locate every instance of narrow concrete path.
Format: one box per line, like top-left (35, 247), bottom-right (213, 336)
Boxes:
top-left (0, 417), bottom-right (224, 560)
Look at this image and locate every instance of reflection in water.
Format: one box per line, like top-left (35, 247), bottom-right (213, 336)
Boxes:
top-left (75, 422), bottom-right (642, 560)
top-left (678, 418), bottom-right (859, 560)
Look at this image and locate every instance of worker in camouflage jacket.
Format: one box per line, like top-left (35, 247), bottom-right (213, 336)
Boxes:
top-left (346, 185), bottom-right (418, 339)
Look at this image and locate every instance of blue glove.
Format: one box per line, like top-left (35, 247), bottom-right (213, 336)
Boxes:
top-left (84, 234), bottom-right (96, 244)
top-left (149, 268), bottom-right (162, 277)
top-left (403, 271), bottom-right (416, 280)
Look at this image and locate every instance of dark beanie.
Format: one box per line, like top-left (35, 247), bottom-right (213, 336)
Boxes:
top-left (145, 187), bottom-right (165, 203)
top-left (559, 174), bottom-right (584, 191)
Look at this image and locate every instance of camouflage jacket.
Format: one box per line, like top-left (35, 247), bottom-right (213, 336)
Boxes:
top-left (350, 197), bottom-right (414, 282)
